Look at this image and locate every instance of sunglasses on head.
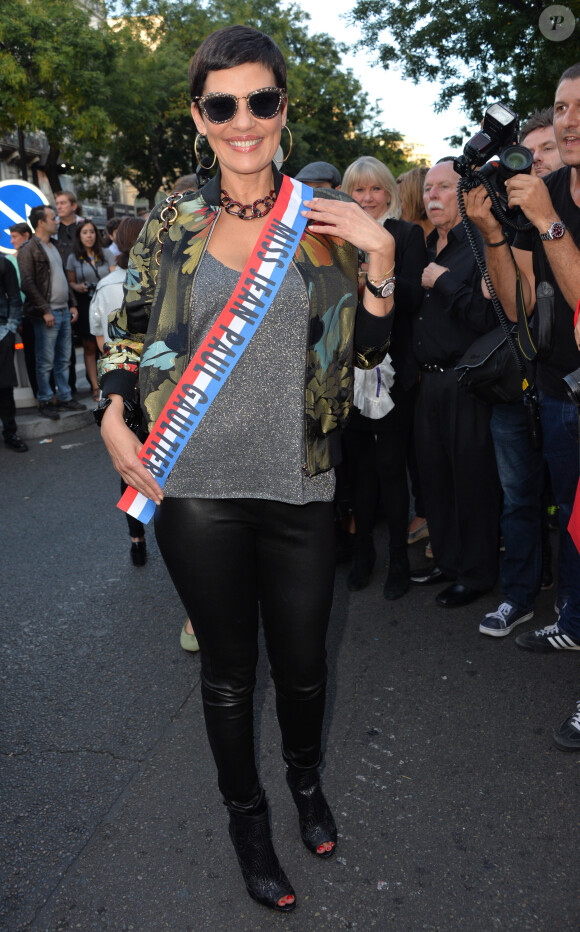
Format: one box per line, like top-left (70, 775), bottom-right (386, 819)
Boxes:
top-left (193, 87), bottom-right (286, 124)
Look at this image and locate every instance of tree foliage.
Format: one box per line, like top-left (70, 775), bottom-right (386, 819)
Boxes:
top-left (1, 0), bottom-right (424, 204)
top-left (350, 0), bottom-right (580, 126)
top-left (107, 0), bottom-right (423, 200)
top-left (0, 0), bottom-right (116, 190)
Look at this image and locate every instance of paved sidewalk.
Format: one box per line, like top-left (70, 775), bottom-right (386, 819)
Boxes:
top-left (13, 350), bottom-right (96, 440)
top-left (2, 430), bottom-right (579, 932)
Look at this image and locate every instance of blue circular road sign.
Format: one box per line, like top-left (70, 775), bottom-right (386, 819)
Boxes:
top-left (0, 180), bottom-right (48, 254)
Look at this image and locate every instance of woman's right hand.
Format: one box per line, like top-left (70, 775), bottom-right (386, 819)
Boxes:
top-left (101, 396), bottom-right (164, 505)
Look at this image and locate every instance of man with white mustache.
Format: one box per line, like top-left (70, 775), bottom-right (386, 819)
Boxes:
top-left (410, 158), bottom-right (500, 608)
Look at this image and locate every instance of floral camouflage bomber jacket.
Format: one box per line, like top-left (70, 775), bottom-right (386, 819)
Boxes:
top-left (98, 166), bottom-right (392, 477)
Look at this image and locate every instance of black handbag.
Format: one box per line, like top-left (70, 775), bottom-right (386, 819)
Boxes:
top-left (455, 237), bottom-right (537, 406)
top-left (456, 324), bottom-right (528, 405)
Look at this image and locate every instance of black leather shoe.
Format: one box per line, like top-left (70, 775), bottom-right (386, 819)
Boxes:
top-left (410, 565), bottom-right (449, 585)
top-left (130, 540), bottom-right (147, 566)
top-left (347, 538), bottom-right (376, 591)
top-left (4, 435), bottom-right (28, 452)
top-left (383, 553), bottom-right (410, 600)
top-left (435, 583), bottom-right (486, 607)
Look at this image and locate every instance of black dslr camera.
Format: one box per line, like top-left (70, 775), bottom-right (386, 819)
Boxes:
top-left (454, 102), bottom-right (533, 229)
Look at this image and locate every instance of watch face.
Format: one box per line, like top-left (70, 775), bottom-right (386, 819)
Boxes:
top-left (542, 221), bottom-right (566, 240)
top-left (381, 280), bottom-right (396, 298)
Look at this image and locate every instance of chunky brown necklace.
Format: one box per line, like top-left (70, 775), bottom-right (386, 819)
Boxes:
top-left (220, 188), bottom-right (276, 220)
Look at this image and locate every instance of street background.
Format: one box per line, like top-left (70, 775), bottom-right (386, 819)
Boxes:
top-left (1, 423), bottom-right (579, 932)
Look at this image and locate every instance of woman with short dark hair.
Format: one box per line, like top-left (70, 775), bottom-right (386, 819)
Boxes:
top-left (97, 25), bottom-right (395, 912)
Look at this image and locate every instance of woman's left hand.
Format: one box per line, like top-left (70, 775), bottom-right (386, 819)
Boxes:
top-left (302, 198), bottom-right (395, 263)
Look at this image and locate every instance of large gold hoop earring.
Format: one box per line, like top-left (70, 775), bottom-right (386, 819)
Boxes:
top-left (281, 125), bottom-right (293, 163)
top-left (194, 133), bottom-right (217, 170)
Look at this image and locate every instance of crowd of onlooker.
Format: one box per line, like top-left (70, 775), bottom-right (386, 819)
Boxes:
top-left (1, 68), bottom-right (579, 753)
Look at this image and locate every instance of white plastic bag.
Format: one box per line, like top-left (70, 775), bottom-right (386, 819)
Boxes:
top-left (353, 354), bottom-right (396, 419)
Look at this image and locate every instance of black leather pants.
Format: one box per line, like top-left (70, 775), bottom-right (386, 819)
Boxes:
top-left (155, 497), bottom-right (335, 810)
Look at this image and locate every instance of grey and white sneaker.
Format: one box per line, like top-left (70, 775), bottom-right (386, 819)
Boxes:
top-left (515, 622), bottom-right (580, 652)
top-left (553, 700), bottom-right (580, 751)
top-left (479, 602), bottom-right (533, 638)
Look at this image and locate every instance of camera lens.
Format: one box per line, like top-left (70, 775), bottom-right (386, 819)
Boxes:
top-left (563, 367), bottom-right (580, 405)
top-left (500, 145), bottom-right (533, 174)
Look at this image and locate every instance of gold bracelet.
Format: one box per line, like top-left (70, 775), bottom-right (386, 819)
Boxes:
top-left (367, 264), bottom-right (395, 284)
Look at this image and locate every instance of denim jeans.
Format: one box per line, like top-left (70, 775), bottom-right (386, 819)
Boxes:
top-left (539, 391), bottom-right (580, 639)
top-left (32, 309), bottom-right (72, 404)
top-left (491, 402), bottom-right (544, 611)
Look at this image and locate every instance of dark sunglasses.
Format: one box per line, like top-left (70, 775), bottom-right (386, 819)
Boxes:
top-left (193, 87), bottom-right (286, 124)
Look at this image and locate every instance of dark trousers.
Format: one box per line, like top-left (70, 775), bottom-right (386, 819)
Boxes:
top-left (415, 370), bottom-right (500, 590)
top-left (0, 386), bottom-right (17, 439)
top-left (343, 380), bottom-right (413, 554)
top-left (491, 402), bottom-right (543, 611)
top-left (155, 497), bottom-right (335, 808)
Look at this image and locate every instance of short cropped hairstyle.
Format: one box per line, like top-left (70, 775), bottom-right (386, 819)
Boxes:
top-left (10, 222), bottom-right (31, 238)
top-left (106, 217), bottom-right (122, 235)
top-left (55, 190), bottom-right (77, 206)
top-left (342, 156), bottom-right (402, 220)
top-left (397, 166), bottom-right (429, 222)
top-left (557, 62), bottom-right (580, 88)
top-left (189, 25), bottom-right (287, 100)
top-left (520, 108), bottom-right (554, 141)
top-left (28, 205), bottom-right (53, 230)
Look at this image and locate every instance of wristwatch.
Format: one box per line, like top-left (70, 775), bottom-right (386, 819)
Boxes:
top-left (365, 274), bottom-right (396, 299)
top-left (539, 221), bottom-right (566, 241)
top-left (93, 396), bottom-right (142, 431)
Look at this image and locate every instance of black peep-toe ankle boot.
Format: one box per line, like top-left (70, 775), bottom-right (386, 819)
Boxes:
top-left (286, 765), bottom-right (337, 859)
top-left (227, 800), bottom-right (296, 912)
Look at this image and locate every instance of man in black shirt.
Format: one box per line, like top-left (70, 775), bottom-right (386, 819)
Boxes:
top-left (466, 63), bottom-right (580, 747)
top-left (411, 160), bottom-right (500, 607)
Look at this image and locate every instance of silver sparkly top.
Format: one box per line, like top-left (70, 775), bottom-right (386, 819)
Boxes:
top-left (163, 251), bottom-right (335, 504)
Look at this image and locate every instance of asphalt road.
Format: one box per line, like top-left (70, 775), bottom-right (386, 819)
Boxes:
top-left (1, 425), bottom-right (579, 932)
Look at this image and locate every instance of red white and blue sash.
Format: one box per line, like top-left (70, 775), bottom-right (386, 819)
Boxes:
top-left (118, 175), bottom-right (312, 524)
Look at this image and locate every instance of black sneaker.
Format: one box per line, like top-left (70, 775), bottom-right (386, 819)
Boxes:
top-left (38, 403), bottom-right (60, 420)
top-left (553, 701), bottom-right (580, 751)
top-left (515, 622), bottom-right (580, 652)
top-left (4, 435), bottom-right (29, 452)
top-left (479, 602), bottom-right (533, 638)
top-left (55, 398), bottom-right (87, 412)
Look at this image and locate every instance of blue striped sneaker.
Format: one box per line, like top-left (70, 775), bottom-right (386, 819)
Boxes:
top-left (515, 622), bottom-right (580, 652)
top-left (479, 602), bottom-right (533, 637)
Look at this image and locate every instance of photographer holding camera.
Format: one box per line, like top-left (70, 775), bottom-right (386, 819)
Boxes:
top-left (465, 64), bottom-right (580, 746)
